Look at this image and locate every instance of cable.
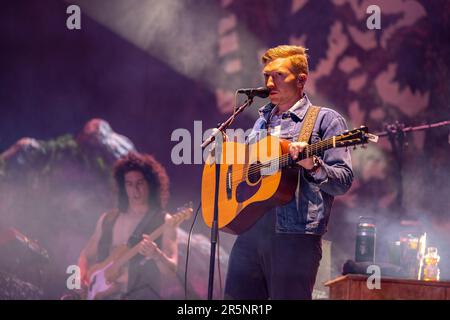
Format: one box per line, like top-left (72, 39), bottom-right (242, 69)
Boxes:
top-left (217, 229), bottom-right (222, 299)
top-left (184, 201), bottom-right (202, 299)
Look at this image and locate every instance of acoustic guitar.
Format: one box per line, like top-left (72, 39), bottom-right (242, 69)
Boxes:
top-left (201, 127), bottom-right (377, 234)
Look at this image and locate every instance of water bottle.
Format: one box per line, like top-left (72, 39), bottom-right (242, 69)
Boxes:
top-left (423, 247), bottom-right (440, 281)
top-left (355, 217), bottom-right (376, 262)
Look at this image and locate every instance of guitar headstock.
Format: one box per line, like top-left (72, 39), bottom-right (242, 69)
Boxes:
top-left (335, 126), bottom-right (378, 148)
top-left (168, 201), bottom-right (193, 227)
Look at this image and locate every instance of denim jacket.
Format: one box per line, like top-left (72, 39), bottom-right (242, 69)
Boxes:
top-left (248, 94), bottom-right (353, 235)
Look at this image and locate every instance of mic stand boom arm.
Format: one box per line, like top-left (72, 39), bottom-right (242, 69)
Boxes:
top-left (201, 97), bottom-right (254, 149)
top-left (375, 120), bottom-right (450, 218)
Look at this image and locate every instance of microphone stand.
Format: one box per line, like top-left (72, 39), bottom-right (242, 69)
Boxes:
top-left (201, 96), bottom-right (255, 300)
top-left (375, 120), bottom-right (450, 219)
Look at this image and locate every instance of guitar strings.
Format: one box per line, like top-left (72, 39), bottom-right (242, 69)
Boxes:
top-left (229, 139), bottom-right (333, 184)
top-left (233, 134), bottom-right (362, 183)
top-left (211, 128), bottom-right (363, 180)
top-left (223, 138), bottom-right (335, 184)
top-left (207, 129), bottom-right (363, 188)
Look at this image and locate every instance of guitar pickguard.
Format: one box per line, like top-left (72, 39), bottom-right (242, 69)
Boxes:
top-left (235, 179), bottom-right (261, 203)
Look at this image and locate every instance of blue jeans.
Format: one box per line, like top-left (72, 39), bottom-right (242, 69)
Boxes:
top-left (224, 210), bottom-right (322, 300)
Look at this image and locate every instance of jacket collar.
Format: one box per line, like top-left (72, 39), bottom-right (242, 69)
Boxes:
top-left (258, 93), bottom-right (312, 122)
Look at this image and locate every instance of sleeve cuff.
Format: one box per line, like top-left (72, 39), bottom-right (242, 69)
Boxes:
top-left (305, 159), bottom-right (328, 184)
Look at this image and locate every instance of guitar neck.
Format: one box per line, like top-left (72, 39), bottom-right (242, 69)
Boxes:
top-left (282, 136), bottom-right (337, 168)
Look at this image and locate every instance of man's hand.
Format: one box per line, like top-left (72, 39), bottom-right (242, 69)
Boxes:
top-left (288, 141), bottom-right (314, 170)
top-left (165, 210), bottom-right (190, 228)
top-left (138, 234), bottom-right (161, 260)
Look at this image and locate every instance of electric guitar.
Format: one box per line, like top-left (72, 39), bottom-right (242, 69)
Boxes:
top-left (86, 203), bottom-right (193, 300)
top-left (201, 126), bottom-right (378, 234)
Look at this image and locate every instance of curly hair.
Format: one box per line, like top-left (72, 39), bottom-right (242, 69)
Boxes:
top-left (112, 152), bottom-right (170, 213)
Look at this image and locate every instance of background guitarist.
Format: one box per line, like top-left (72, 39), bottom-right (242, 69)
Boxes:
top-left (224, 45), bottom-right (354, 300)
top-left (78, 152), bottom-right (180, 299)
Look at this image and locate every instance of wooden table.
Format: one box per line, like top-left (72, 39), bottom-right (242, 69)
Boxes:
top-left (324, 274), bottom-right (450, 300)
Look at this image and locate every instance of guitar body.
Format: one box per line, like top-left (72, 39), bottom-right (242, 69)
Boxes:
top-left (201, 135), bottom-right (298, 234)
top-left (86, 245), bottom-right (128, 300)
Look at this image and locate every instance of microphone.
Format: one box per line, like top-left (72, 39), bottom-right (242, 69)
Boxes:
top-left (236, 87), bottom-right (270, 98)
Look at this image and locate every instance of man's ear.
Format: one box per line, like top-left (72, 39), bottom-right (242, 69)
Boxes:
top-left (297, 74), bottom-right (307, 88)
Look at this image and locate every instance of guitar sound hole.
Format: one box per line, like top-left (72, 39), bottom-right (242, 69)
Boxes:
top-left (247, 162), bottom-right (261, 184)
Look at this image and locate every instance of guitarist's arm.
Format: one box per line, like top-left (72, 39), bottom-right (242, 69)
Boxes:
top-left (157, 213), bottom-right (178, 274)
top-left (291, 114), bottom-right (353, 196)
top-left (139, 213), bottom-right (178, 274)
top-left (78, 213), bottom-right (106, 285)
top-left (305, 115), bottom-right (354, 196)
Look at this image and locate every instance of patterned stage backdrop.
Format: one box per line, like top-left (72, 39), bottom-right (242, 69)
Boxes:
top-left (0, 0), bottom-right (449, 297)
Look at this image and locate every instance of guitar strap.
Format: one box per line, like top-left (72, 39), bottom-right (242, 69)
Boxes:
top-left (96, 207), bottom-right (165, 298)
top-left (96, 209), bottom-right (163, 263)
top-left (296, 105), bottom-right (321, 194)
top-left (126, 210), bottom-right (165, 299)
top-left (297, 105), bottom-right (321, 143)
top-left (127, 209), bottom-right (164, 248)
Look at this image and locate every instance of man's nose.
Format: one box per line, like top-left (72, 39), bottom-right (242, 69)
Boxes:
top-left (266, 76), bottom-right (275, 88)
